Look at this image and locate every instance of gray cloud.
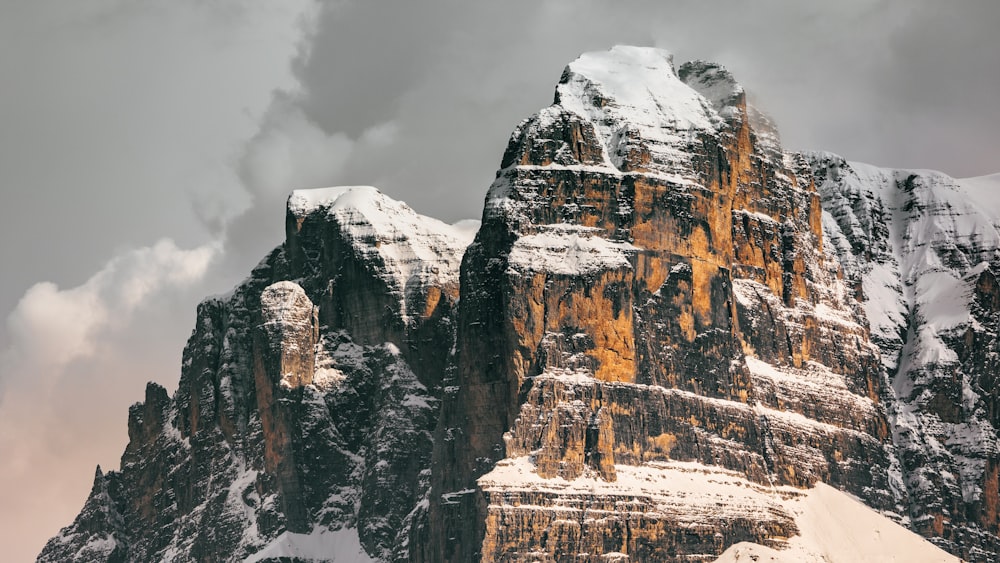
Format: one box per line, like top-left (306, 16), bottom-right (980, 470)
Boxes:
top-left (0, 0), bottom-right (309, 315)
top-left (256, 0), bottom-right (999, 230)
top-left (0, 2), bottom-right (313, 559)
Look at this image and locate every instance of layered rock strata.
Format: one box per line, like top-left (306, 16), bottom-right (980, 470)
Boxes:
top-left (420, 46), bottom-right (899, 562)
top-left (811, 153), bottom-right (1000, 560)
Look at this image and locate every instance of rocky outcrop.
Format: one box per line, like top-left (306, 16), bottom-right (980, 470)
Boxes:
top-left (477, 459), bottom-right (801, 563)
top-left (421, 46), bottom-right (898, 562)
top-left (39, 187), bottom-right (474, 562)
top-left (36, 466), bottom-right (128, 563)
top-left (40, 46), bottom-right (1000, 562)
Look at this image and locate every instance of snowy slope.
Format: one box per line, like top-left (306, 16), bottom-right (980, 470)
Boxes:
top-left (481, 457), bottom-right (958, 563)
top-left (244, 527), bottom-right (374, 563)
top-left (715, 482), bottom-right (960, 563)
top-left (811, 152), bottom-right (1000, 558)
top-left (554, 45), bottom-right (727, 175)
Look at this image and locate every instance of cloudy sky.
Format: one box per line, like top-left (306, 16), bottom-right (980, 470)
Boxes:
top-left (1, 0), bottom-right (997, 560)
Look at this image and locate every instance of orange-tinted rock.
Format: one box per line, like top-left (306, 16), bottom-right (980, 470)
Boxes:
top-left (423, 47), bottom-right (896, 563)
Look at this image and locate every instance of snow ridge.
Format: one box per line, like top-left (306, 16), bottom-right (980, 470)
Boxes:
top-left (809, 151), bottom-right (1000, 557)
top-left (507, 224), bottom-right (637, 275)
top-left (288, 186), bottom-right (477, 321)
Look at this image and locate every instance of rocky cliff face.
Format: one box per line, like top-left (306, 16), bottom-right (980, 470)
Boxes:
top-left (420, 45), bottom-right (899, 563)
top-left (39, 187), bottom-right (474, 562)
top-left (40, 46), bottom-right (999, 562)
top-left (811, 154), bottom-right (1000, 560)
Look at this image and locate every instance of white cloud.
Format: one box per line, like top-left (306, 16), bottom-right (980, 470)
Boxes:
top-left (5, 282), bottom-right (105, 377)
top-left (1, 240), bottom-right (215, 396)
top-left (0, 0), bottom-right (316, 319)
top-left (0, 239), bottom-right (216, 560)
top-left (0, 1), bottom-right (318, 560)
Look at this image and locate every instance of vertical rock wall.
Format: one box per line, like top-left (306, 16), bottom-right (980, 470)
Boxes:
top-left (422, 47), bottom-right (897, 562)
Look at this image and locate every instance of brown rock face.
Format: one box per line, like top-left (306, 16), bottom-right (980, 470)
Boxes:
top-left (422, 46), bottom-right (896, 562)
top-left (257, 281), bottom-right (319, 389)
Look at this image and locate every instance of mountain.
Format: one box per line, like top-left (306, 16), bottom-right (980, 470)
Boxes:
top-left (38, 186), bottom-right (475, 562)
top-left (811, 155), bottom-right (1000, 558)
top-left (39, 46), bottom-right (997, 562)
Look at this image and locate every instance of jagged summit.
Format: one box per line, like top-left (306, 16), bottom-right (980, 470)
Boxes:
top-left (287, 186), bottom-right (476, 321)
top-left (556, 46), bottom-right (743, 129)
top-left (40, 46), bottom-right (997, 562)
top-left (557, 47), bottom-right (717, 159)
top-left (427, 44), bottom-right (903, 562)
top-left (541, 46), bottom-right (746, 177)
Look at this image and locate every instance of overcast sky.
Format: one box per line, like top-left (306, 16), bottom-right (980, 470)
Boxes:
top-left (1, 1), bottom-right (998, 560)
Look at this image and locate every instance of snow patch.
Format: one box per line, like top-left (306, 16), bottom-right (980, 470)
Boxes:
top-left (286, 186), bottom-right (473, 322)
top-left (483, 458), bottom-right (956, 562)
top-left (508, 224), bottom-right (638, 276)
top-left (480, 457), bottom-right (797, 518)
top-left (482, 456), bottom-right (957, 563)
top-left (555, 46), bottom-right (725, 175)
top-left (244, 526), bottom-right (374, 563)
top-left (714, 483), bottom-right (959, 562)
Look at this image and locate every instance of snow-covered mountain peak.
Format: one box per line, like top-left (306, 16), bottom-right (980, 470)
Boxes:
top-left (551, 46), bottom-right (744, 174)
top-left (809, 151), bottom-right (1000, 557)
top-left (286, 186), bottom-right (477, 321)
top-left (556, 46), bottom-right (712, 130)
top-left (287, 185), bottom-right (476, 248)
top-left (287, 185), bottom-right (380, 216)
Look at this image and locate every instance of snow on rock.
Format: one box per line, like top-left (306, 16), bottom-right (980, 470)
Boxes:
top-left (287, 186), bottom-right (475, 321)
top-left (480, 457), bottom-right (795, 520)
top-left (507, 224), bottom-right (638, 275)
top-left (745, 356), bottom-right (879, 431)
top-left (808, 151), bottom-right (1000, 558)
top-left (714, 483), bottom-right (960, 563)
top-left (244, 526), bottom-right (375, 563)
top-left (814, 153), bottom-right (1000, 369)
top-left (483, 457), bottom-right (957, 563)
top-left (810, 150), bottom-right (1000, 373)
top-left (478, 457), bottom-right (799, 559)
top-left (554, 45), bottom-right (732, 174)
